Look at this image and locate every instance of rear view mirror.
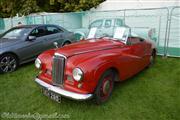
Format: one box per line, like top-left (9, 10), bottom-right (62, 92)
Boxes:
top-left (28, 36), bottom-right (36, 41)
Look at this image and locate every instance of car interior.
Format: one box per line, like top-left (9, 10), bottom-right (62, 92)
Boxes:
top-left (127, 37), bottom-right (144, 45)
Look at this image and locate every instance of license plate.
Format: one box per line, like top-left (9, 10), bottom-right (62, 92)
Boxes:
top-left (42, 88), bottom-right (61, 103)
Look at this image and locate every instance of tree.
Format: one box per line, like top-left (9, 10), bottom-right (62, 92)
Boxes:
top-left (39, 0), bottom-right (105, 12)
top-left (0, 0), bottom-right (104, 18)
top-left (20, 0), bottom-right (41, 15)
top-left (0, 0), bottom-right (41, 17)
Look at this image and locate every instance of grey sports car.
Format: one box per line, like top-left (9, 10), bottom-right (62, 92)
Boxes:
top-left (0, 24), bottom-right (75, 73)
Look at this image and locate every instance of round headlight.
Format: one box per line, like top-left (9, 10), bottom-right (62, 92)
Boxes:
top-left (73, 68), bottom-right (83, 81)
top-left (35, 58), bottom-right (42, 69)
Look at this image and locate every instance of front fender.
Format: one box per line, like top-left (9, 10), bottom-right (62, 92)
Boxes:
top-left (66, 52), bottom-right (120, 93)
top-left (38, 49), bottom-right (56, 70)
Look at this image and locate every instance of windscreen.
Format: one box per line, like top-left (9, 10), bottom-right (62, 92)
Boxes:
top-left (87, 27), bottom-right (130, 43)
top-left (1, 27), bottom-right (31, 39)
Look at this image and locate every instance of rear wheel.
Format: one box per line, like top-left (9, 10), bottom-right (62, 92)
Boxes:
top-left (0, 54), bottom-right (18, 73)
top-left (148, 50), bottom-right (156, 67)
top-left (94, 70), bottom-right (115, 104)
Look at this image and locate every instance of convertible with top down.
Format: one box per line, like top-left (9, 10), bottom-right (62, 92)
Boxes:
top-left (34, 27), bottom-right (156, 104)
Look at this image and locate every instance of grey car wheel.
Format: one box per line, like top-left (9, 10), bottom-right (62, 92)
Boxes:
top-left (0, 54), bottom-right (18, 73)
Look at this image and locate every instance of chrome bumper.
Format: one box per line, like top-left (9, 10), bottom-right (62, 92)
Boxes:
top-left (35, 78), bottom-right (93, 101)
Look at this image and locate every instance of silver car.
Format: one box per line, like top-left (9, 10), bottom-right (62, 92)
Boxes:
top-left (0, 24), bottom-right (75, 73)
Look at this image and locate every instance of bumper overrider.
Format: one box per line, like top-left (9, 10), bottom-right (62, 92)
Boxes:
top-left (35, 78), bottom-right (93, 101)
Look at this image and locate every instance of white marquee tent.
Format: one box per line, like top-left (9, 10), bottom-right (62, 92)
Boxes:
top-left (91, 0), bottom-right (180, 11)
top-left (90, 0), bottom-right (180, 57)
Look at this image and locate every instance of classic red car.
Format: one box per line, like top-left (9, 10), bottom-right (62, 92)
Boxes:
top-left (35, 27), bottom-right (156, 104)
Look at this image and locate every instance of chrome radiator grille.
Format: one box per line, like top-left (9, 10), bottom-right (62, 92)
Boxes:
top-left (52, 54), bottom-right (65, 85)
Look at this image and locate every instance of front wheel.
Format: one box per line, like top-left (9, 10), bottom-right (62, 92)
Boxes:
top-left (94, 70), bottom-right (115, 104)
top-left (0, 54), bottom-right (18, 73)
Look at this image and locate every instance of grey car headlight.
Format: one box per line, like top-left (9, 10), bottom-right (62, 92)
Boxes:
top-left (73, 68), bottom-right (83, 82)
top-left (35, 58), bottom-right (42, 69)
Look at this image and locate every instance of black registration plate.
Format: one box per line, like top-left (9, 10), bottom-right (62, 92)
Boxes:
top-left (42, 88), bottom-right (61, 103)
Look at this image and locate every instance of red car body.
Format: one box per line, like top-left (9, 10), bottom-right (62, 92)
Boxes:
top-left (35, 36), bottom-right (156, 103)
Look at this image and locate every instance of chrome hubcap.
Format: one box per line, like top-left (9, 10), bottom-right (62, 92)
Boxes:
top-left (102, 80), bottom-right (110, 95)
top-left (0, 56), bottom-right (17, 72)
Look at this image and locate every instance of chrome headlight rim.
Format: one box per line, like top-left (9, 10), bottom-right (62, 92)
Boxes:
top-left (35, 58), bottom-right (42, 69)
top-left (72, 67), bottom-right (83, 82)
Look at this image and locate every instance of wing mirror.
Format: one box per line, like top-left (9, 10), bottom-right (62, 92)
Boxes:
top-left (53, 42), bottom-right (59, 48)
top-left (28, 36), bottom-right (36, 41)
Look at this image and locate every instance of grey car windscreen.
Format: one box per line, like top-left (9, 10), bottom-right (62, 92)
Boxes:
top-left (1, 27), bottom-right (32, 40)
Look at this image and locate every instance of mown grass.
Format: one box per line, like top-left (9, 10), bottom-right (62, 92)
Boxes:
top-left (0, 57), bottom-right (179, 120)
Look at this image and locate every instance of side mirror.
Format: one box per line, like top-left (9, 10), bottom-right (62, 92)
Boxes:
top-left (53, 42), bottom-right (58, 48)
top-left (28, 36), bottom-right (36, 41)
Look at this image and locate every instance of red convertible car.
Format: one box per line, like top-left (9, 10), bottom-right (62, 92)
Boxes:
top-left (34, 27), bottom-right (156, 104)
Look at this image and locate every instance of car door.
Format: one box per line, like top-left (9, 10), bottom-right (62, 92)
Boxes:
top-left (127, 37), bottom-right (147, 74)
top-left (19, 26), bottom-right (47, 61)
top-left (44, 25), bottom-right (65, 49)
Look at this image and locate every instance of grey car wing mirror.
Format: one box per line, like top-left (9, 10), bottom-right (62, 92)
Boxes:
top-left (53, 42), bottom-right (59, 48)
top-left (28, 36), bottom-right (36, 41)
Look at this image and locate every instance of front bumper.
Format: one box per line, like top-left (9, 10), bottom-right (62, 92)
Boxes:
top-left (35, 78), bottom-right (93, 101)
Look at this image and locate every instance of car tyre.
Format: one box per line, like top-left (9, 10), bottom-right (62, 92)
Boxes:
top-left (0, 54), bottom-right (18, 73)
top-left (94, 70), bottom-right (115, 104)
top-left (148, 50), bottom-right (156, 67)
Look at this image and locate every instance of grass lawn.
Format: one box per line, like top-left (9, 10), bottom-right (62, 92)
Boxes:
top-left (0, 56), bottom-right (179, 120)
